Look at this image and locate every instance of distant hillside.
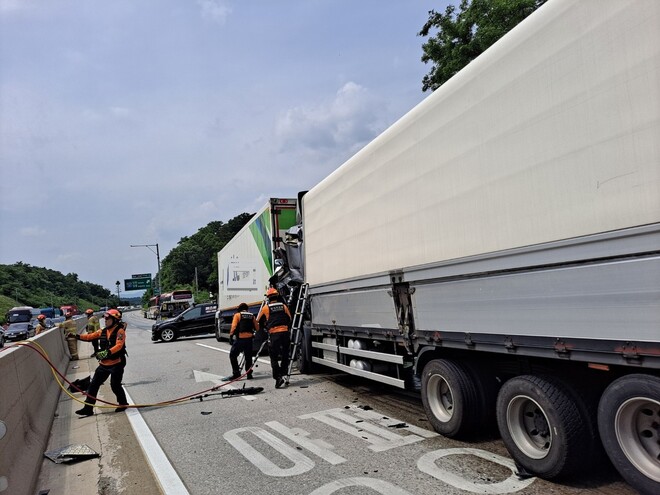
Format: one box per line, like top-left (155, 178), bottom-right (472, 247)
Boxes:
top-left (0, 263), bottom-right (119, 323)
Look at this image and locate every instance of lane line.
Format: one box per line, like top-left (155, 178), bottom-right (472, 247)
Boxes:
top-left (123, 389), bottom-right (190, 495)
top-left (195, 342), bottom-right (271, 365)
top-left (195, 343), bottom-right (269, 400)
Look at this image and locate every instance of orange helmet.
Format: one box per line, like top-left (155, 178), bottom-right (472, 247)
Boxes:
top-left (104, 309), bottom-right (122, 321)
top-left (85, 309), bottom-right (94, 315)
top-left (37, 314), bottom-right (46, 321)
top-left (266, 288), bottom-right (278, 297)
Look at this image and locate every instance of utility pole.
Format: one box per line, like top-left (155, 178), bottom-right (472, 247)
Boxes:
top-left (116, 281), bottom-right (121, 302)
top-left (130, 243), bottom-right (161, 296)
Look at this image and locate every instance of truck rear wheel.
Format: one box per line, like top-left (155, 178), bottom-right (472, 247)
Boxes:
top-left (496, 375), bottom-right (592, 479)
top-left (421, 359), bottom-right (481, 437)
top-left (597, 374), bottom-right (660, 495)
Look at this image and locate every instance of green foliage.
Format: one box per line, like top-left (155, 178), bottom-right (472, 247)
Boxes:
top-left (0, 294), bottom-right (19, 326)
top-left (419, 0), bottom-right (547, 91)
top-left (0, 262), bottom-right (119, 323)
top-left (159, 212), bottom-right (253, 295)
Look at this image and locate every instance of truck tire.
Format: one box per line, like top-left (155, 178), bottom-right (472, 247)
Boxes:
top-left (296, 327), bottom-right (314, 374)
top-left (597, 374), bottom-right (660, 495)
top-left (215, 322), bottom-right (222, 342)
top-left (160, 327), bottom-right (177, 342)
top-left (496, 375), bottom-right (592, 479)
top-left (421, 359), bottom-right (481, 438)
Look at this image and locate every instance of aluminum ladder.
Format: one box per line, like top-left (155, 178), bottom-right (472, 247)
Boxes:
top-left (285, 283), bottom-right (309, 384)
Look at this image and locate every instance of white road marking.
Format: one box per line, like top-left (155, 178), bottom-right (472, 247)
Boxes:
top-left (265, 421), bottom-right (347, 465)
top-left (299, 406), bottom-right (435, 452)
top-left (417, 448), bottom-right (536, 494)
top-left (224, 426), bottom-right (315, 477)
top-left (123, 389), bottom-right (190, 495)
top-left (309, 477), bottom-right (414, 495)
top-left (195, 342), bottom-right (271, 365)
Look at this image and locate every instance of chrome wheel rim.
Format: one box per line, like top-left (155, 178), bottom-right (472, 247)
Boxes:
top-left (615, 397), bottom-right (660, 482)
top-left (161, 329), bottom-right (174, 341)
top-left (506, 395), bottom-right (551, 460)
top-left (427, 374), bottom-right (454, 422)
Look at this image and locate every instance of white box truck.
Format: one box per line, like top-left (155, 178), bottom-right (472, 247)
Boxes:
top-left (214, 198), bottom-right (298, 340)
top-left (271, 1), bottom-right (659, 493)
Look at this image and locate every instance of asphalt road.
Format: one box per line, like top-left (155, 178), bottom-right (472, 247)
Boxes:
top-left (119, 311), bottom-right (635, 495)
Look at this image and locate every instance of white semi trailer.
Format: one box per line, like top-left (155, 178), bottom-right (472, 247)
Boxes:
top-left (275, 1), bottom-right (659, 493)
top-left (214, 198), bottom-right (298, 340)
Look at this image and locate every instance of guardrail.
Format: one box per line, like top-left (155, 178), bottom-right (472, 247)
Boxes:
top-left (0, 316), bottom-right (86, 495)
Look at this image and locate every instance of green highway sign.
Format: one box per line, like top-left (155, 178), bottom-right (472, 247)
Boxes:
top-left (132, 273), bottom-right (151, 279)
top-left (124, 277), bottom-right (152, 291)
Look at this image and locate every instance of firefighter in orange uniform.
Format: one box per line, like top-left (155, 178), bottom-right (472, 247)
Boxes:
top-left (59, 311), bottom-right (79, 360)
top-left (35, 314), bottom-right (48, 335)
top-left (85, 308), bottom-right (101, 356)
top-left (229, 303), bottom-right (258, 379)
top-left (69, 309), bottom-right (129, 416)
top-left (256, 288), bottom-right (292, 388)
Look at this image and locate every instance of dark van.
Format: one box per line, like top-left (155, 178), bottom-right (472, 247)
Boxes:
top-left (6, 306), bottom-right (35, 325)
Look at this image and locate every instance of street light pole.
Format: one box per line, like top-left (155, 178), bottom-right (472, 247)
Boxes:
top-left (130, 243), bottom-right (161, 296)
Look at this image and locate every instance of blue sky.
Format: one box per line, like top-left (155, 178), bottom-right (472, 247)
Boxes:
top-left (0, 0), bottom-right (447, 295)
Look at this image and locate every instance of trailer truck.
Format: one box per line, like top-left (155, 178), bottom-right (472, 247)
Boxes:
top-left (215, 198), bottom-right (298, 340)
top-left (263, 1), bottom-right (659, 493)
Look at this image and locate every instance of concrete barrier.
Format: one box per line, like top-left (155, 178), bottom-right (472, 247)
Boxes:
top-left (0, 316), bottom-right (86, 495)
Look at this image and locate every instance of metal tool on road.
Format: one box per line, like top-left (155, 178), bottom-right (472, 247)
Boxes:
top-left (191, 383), bottom-right (264, 401)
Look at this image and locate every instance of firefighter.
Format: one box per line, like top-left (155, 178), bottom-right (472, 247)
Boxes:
top-left (84, 308), bottom-right (101, 357)
top-left (256, 288), bottom-right (292, 388)
top-left (35, 314), bottom-right (48, 335)
top-left (58, 311), bottom-right (79, 360)
top-left (229, 303), bottom-right (258, 380)
top-left (68, 309), bottom-right (129, 416)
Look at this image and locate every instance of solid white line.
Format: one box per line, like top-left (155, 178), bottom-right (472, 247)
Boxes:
top-left (195, 342), bottom-right (271, 365)
top-left (123, 389), bottom-right (190, 495)
top-left (196, 342), bottom-right (229, 354)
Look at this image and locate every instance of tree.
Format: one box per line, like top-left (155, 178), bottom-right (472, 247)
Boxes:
top-left (419, 0), bottom-right (547, 92)
top-left (0, 263), bottom-right (118, 322)
top-left (159, 213), bottom-right (253, 294)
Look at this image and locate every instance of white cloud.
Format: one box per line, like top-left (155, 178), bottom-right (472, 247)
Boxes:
top-left (110, 106), bottom-right (133, 118)
top-left (0, 0), bottom-right (35, 13)
top-left (0, 0), bottom-right (435, 291)
top-left (197, 0), bottom-right (231, 24)
top-left (19, 226), bottom-right (46, 237)
top-left (275, 82), bottom-right (387, 155)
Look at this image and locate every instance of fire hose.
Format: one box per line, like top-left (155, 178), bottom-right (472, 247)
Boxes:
top-left (0, 339), bottom-right (264, 410)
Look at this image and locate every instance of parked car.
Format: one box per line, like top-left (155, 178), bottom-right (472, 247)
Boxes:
top-left (151, 303), bottom-right (218, 342)
top-left (0, 329), bottom-right (4, 348)
top-left (3, 322), bottom-right (36, 342)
